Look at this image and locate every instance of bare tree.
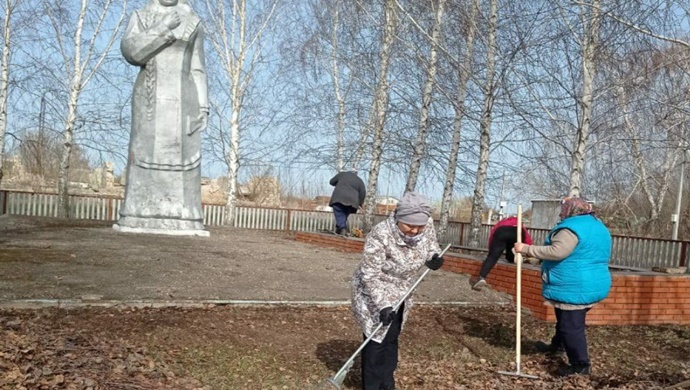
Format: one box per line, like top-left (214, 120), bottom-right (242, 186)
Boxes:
top-left (43, 0), bottom-right (127, 217)
top-left (363, 0), bottom-right (398, 232)
top-left (404, 0), bottom-right (445, 192)
top-left (438, 0), bottom-right (478, 237)
top-left (468, 0), bottom-right (498, 247)
top-left (201, 0), bottom-right (279, 225)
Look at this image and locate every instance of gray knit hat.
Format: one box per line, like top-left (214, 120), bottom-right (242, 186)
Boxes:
top-left (394, 192), bottom-right (432, 225)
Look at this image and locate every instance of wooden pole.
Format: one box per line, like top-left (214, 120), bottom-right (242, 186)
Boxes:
top-left (515, 204), bottom-right (523, 372)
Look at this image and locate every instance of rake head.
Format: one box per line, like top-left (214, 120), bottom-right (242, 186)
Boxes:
top-left (316, 358), bottom-right (354, 390)
top-left (498, 370), bottom-right (539, 379)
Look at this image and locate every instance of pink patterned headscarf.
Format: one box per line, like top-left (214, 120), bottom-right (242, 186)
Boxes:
top-left (559, 197), bottom-right (593, 220)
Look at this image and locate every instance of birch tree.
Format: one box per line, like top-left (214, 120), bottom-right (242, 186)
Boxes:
top-left (363, 0), bottom-right (398, 232)
top-left (468, 0), bottom-right (498, 248)
top-left (438, 0), bottom-right (478, 237)
top-left (404, 0), bottom-right (445, 192)
top-left (0, 0), bottom-right (17, 188)
top-left (568, 0), bottom-right (601, 197)
top-left (330, 0), bottom-right (349, 172)
top-left (44, 0), bottom-right (127, 218)
top-left (201, 0), bottom-right (279, 225)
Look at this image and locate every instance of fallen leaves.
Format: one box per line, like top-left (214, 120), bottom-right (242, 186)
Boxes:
top-left (0, 306), bottom-right (688, 389)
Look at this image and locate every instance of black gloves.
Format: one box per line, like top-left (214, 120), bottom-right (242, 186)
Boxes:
top-left (425, 253), bottom-right (444, 271)
top-left (379, 307), bottom-right (395, 326)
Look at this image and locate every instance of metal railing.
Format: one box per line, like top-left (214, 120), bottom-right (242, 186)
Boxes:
top-left (0, 190), bottom-right (687, 269)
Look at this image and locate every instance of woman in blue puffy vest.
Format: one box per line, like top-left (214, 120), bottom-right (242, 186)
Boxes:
top-left (514, 197), bottom-right (612, 377)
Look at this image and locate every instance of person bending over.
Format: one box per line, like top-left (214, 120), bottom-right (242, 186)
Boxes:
top-left (351, 192), bottom-right (444, 390)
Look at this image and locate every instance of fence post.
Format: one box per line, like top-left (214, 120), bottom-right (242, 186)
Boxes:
top-left (1, 190), bottom-right (7, 215)
top-left (286, 209), bottom-right (292, 231)
top-left (107, 198), bottom-right (113, 220)
top-left (680, 241), bottom-right (688, 268)
top-left (459, 223), bottom-right (465, 246)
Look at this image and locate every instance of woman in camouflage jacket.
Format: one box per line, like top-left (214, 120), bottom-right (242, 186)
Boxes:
top-left (351, 192), bottom-right (444, 390)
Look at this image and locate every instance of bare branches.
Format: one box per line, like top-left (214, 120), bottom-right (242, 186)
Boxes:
top-left (574, 0), bottom-right (690, 48)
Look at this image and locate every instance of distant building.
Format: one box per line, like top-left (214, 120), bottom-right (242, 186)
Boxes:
top-left (376, 196), bottom-right (398, 215)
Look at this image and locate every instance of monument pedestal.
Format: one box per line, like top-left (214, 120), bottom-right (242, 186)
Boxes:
top-left (114, 215), bottom-right (210, 237)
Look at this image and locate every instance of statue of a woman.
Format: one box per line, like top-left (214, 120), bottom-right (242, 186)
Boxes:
top-left (115, 0), bottom-right (209, 236)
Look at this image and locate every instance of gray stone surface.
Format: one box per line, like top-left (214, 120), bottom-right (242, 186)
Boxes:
top-left (115, 0), bottom-right (210, 236)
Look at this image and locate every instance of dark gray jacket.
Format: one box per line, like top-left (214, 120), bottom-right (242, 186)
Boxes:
top-left (329, 171), bottom-right (366, 209)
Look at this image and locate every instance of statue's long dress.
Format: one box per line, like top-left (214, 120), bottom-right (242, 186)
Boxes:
top-left (115, 8), bottom-right (209, 236)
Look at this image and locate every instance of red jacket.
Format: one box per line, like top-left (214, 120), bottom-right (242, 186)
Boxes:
top-left (488, 217), bottom-right (533, 247)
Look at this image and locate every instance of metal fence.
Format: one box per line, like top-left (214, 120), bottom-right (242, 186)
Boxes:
top-left (0, 190), bottom-right (688, 269)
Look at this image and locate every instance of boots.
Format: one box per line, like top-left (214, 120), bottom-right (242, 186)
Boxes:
top-left (557, 364), bottom-right (591, 377)
top-left (335, 227), bottom-right (350, 236)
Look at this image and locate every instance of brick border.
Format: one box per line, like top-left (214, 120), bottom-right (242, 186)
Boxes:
top-left (295, 232), bottom-right (690, 325)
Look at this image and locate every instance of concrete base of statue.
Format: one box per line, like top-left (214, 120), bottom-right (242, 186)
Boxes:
top-left (113, 216), bottom-right (210, 237)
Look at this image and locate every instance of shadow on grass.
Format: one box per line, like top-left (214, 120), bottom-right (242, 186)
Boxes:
top-left (452, 314), bottom-right (517, 350)
top-left (436, 312), bottom-right (560, 359)
top-left (315, 339), bottom-right (362, 389)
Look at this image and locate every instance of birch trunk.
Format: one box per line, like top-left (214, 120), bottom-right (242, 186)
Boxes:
top-left (58, 86), bottom-right (81, 218)
top-left (404, 0), bottom-right (445, 192)
top-left (331, 3), bottom-right (346, 172)
top-left (0, 0), bottom-right (14, 188)
top-left (468, 0), bottom-right (498, 248)
top-left (569, 0), bottom-right (601, 198)
top-left (438, 0), bottom-right (478, 238)
top-left (57, 0), bottom-right (87, 218)
top-left (363, 0), bottom-right (397, 232)
top-left (226, 88), bottom-right (241, 225)
top-left (223, 0), bottom-right (247, 227)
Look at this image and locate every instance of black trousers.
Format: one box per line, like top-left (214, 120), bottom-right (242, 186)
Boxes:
top-left (551, 308), bottom-right (590, 366)
top-left (361, 304), bottom-right (404, 390)
top-left (478, 226), bottom-right (518, 278)
top-left (332, 202), bottom-right (356, 230)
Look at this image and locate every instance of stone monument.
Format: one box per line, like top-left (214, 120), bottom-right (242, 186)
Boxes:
top-left (114, 0), bottom-right (210, 236)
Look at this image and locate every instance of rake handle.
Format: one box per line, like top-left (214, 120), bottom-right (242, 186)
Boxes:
top-left (515, 205), bottom-right (523, 373)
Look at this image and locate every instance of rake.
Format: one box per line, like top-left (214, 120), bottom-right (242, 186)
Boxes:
top-left (498, 204), bottom-right (538, 379)
top-left (317, 243), bottom-right (452, 389)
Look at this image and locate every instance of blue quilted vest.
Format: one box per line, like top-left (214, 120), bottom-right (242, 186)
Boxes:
top-left (541, 215), bottom-right (612, 305)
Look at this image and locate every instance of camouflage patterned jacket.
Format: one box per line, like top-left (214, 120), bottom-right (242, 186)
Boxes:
top-left (351, 214), bottom-right (441, 342)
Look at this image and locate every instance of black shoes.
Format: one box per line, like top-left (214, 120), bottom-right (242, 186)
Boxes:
top-left (534, 341), bottom-right (565, 357)
top-left (557, 364), bottom-right (591, 377)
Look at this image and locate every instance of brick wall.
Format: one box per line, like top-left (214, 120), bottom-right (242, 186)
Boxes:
top-left (295, 232), bottom-right (365, 253)
top-left (295, 232), bottom-right (690, 325)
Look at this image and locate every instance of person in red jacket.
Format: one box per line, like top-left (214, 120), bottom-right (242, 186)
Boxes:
top-left (471, 216), bottom-right (533, 290)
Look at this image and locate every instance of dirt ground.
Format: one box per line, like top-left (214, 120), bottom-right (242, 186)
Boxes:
top-left (0, 215), bottom-right (506, 304)
top-left (1, 305), bottom-right (688, 390)
top-left (2, 215), bottom-right (688, 389)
